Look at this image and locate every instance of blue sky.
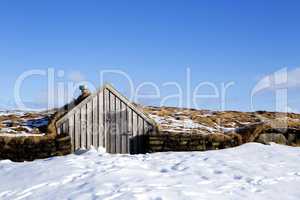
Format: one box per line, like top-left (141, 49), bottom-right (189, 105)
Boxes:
top-left (0, 0), bottom-right (299, 112)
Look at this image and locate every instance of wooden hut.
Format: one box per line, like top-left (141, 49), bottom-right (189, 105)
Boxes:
top-left (56, 84), bottom-right (156, 154)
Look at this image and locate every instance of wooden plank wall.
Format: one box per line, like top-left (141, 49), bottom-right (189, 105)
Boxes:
top-left (57, 88), bottom-right (154, 154)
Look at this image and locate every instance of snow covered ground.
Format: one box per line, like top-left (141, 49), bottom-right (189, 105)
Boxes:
top-left (0, 143), bottom-right (299, 200)
top-left (0, 111), bottom-right (50, 136)
top-left (0, 110), bottom-right (27, 116)
top-left (149, 114), bottom-right (218, 134)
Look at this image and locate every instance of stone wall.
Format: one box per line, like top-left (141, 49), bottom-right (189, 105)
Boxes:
top-left (148, 126), bottom-right (300, 153)
top-left (0, 112), bottom-right (72, 162)
top-left (148, 131), bottom-right (242, 152)
top-left (0, 135), bottom-right (71, 162)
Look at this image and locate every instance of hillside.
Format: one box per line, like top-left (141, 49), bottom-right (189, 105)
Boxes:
top-left (0, 110), bottom-right (53, 137)
top-left (143, 106), bottom-right (300, 146)
top-left (1, 106), bottom-right (300, 147)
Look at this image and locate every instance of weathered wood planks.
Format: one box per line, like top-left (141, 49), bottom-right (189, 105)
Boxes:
top-left (56, 84), bottom-right (155, 154)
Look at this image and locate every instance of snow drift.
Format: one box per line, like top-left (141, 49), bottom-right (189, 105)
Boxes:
top-left (0, 143), bottom-right (299, 200)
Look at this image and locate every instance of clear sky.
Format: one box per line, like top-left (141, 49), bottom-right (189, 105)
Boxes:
top-left (0, 0), bottom-right (299, 112)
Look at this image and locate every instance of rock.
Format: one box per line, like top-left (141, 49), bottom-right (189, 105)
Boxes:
top-left (179, 140), bottom-right (188, 145)
top-left (196, 144), bottom-right (205, 151)
top-left (256, 133), bottom-right (287, 145)
top-left (149, 140), bottom-right (164, 145)
top-left (287, 134), bottom-right (296, 145)
top-left (287, 133), bottom-right (300, 146)
top-left (235, 123), bottom-right (265, 143)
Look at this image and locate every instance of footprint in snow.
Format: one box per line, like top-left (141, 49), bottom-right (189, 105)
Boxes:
top-left (160, 168), bottom-right (169, 173)
top-left (294, 172), bottom-right (300, 176)
top-left (171, 162), bottom-right (189, 171)
top-left (233, 175), bottom-right (243, 180)
top-left (213, 170), bottom-right (223, 175)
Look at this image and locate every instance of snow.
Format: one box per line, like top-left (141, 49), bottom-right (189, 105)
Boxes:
top-left (0, 110), bottom-right (26, 116)
top-left (219, 127), bottom-right (236, 133)
top-left (150, 113), bottom-right (250, 134)
top-left (150, 114), bottom-right (217, 134)
top-left (0, 132), bottom-right (45, 137)
top-left (0, 111), bottom-right (50, 136)
top-left (149, 114), bottom-right (165, 124)
top-left (24, 117), bottom-right (49, 128)
top-left (0, 143), bottom-right (300, 200)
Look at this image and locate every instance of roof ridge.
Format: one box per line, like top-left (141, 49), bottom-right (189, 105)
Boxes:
top-left (56, 83), bottom-right (156, 127)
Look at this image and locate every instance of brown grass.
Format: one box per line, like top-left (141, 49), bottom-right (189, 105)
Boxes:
top-left (191, 116), bottom-right (216, 127)
top-left (12, 126), bottom-right (29, 132)
top-left (156, 109), bottom-right (173, 117)
top-left (0, 114), bottom-right (20, 122)
top-left (23, 113), bottom-right (41, 119)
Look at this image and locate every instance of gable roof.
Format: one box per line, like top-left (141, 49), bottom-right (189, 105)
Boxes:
top-left (56, 83), bottom-right (157, 127)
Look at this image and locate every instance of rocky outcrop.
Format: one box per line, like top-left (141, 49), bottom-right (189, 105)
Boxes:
top-left (221, 122), bottom-right (300, 146)
top-left (255, 128), bottom-right (300, 146)
top-left (256, 133), bottom-right (287, 145)
top-left (233, 123), bottom-right (265, 143)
